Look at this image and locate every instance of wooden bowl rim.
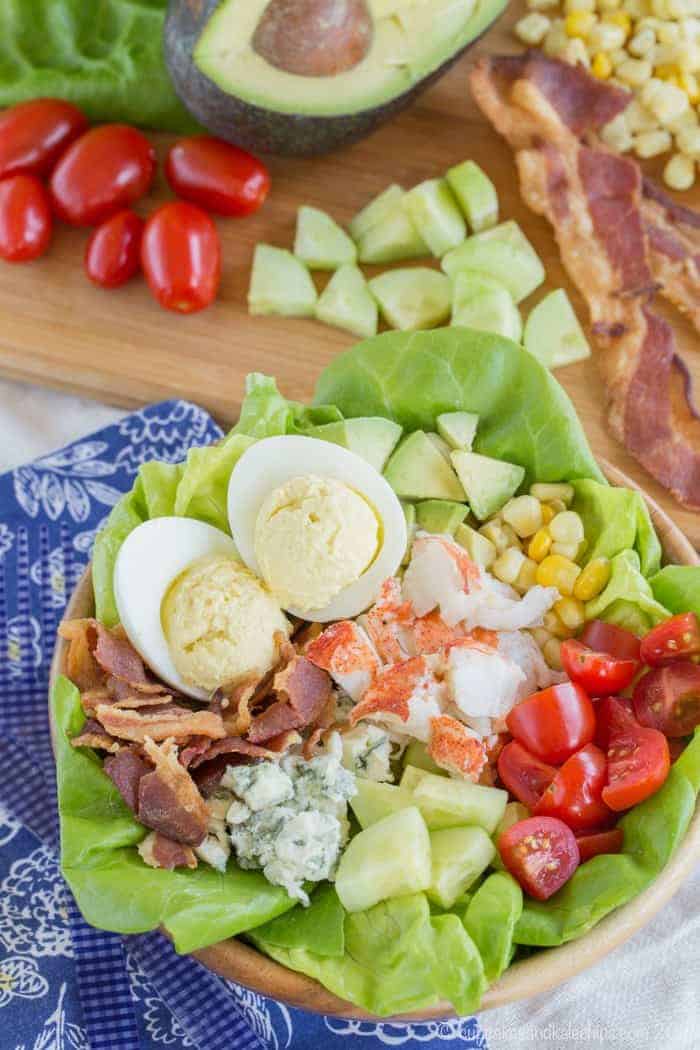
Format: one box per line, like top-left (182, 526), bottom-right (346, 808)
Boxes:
top-left (50, 458), bottom-right (700, 1021)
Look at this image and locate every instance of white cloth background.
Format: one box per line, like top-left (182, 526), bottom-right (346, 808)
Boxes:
top-left (1, 376), bottom-right (697, 1050)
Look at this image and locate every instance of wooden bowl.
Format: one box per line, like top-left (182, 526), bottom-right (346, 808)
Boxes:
top-left (50, 460), bottom-right (700, 1020)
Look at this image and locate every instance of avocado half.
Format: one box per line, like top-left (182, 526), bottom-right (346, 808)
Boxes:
top-left (164, 0), bottom-right (507, 156)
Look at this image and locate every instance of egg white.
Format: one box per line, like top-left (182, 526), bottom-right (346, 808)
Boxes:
top-left (113, 516), bottom-right (237, 701)
top-left (227, 435), bottom-right (407, 622)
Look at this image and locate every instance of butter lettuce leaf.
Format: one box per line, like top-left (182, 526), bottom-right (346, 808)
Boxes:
top-left (585, 550), bottom-right (669, 634)
top-left (463, 872), bottom-right (523, 983)
top-left (572, 479), bottom-right (661, 576)
top-left (651, 565), bottom-right (700, 618)
top-left (252, 884), bottom-right (345, 957)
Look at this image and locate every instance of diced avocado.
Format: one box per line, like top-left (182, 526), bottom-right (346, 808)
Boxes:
top-left (350, 780), bottom-right (415, 828)
top-left (442, 221), bottom-right (545, 303)
top-left (451, 271), bottom-right (523, 343)
top-left (369, 268), bottom-right (452, 331)
top-left (524, 289), bottom-right (591, 369)
top-left (416, 499), bottom-right (468, 535)
top-left (335, 806), bottom-right (432, 913)
top-left (248, 244), bottom-right (317, 317)
top-left (436, 411), bottom-right (479, 451)
top-left (454, 522), bottom-right (497, 569)
top-left (425, 431), bottom-right (453, 463)
top-left (315, 264), bottom-right (378, 339)
top-left (402, 178), bottom-right (467, 257)
top-left (384, 430), bottom-right (466, 501)
top-left (446, 160), bottom-right (499, 233)
top-left (404, 740), bottom-right (445, 776)
top-left (450, 450), bottom-right (525, 521)
top-left (492, 801), bottom-right (530, 869)
top-left (402, 501), bottom-right (416, 565)
top-left (411, 771), bottom-right (507, 833)
top-left (311, 416), bottom-right (402, 472)
top-left (427, 826), bottom-right (496, 909)
top-left (294, 205), bottom-right (356, 270)
top-left (349, 184), bottom-right (405, 241)
top-left (357, 199), bottom-right (428, 264)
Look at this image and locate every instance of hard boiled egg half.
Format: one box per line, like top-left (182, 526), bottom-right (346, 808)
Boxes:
top-left (227, 435), bottom-right (407, 622)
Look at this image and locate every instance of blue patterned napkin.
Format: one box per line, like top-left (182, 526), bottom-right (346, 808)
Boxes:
top-left (0, 400), bottom-right (487, 1050)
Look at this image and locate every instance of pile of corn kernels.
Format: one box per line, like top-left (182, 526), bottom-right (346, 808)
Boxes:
top-left (514, 0), bottom-right (700, 190)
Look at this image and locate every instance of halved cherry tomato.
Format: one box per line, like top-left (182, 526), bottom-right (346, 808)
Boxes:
top-left (0, 99), bottom-right (87, 180)
top-left (49, 124), bottom-right (156, 226)
top-left (594, 696), bottom-right (636, 751)
top-left (561, 638), bottom-right (638, 696)
top-left (534, 743), bottom-right (613, 832)
top-left (506, 682), bottom-right (595, 765)
top-left (85, 209), bottom-right (144, 289)
top-left (141, 202), bottom-right (220, 314)
top-left (640, 612), bottom-right (700, 667)
top-left (497, 740), bottom-right (556, 809)
top-left (0, 175), bottom-right (52, 262)
top-left (633, 661), bottom-right (700, 737)
top-left (602, 723), bottom-right (670, 811)
top-left (575, 827), bottom-right (623, 863)
top-left (498, 816), bottom-right (580, 900)
top-left (165, 136), bottom-right (270, 217)
top-left (580, 620), bottom-right (641, 662)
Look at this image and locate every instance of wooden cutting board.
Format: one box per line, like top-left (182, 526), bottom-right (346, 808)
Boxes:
top-left (0, 5), bottom-right (698, 546)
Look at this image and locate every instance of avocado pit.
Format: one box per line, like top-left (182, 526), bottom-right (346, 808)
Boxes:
top-left (252, 0), bottom-right (373, 77)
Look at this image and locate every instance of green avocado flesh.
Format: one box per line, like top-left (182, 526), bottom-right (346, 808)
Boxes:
top-left (384, 430), bottom-right (466, 501)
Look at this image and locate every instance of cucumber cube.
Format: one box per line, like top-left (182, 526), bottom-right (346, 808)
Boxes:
top-left (294, 206), bottom-right (356, 270)
top-left (357, 199), bottom-right (428, 264)
top-left (454, 522), bottom-right (497, 570)
top-left (412, 772), bottom-right (507, 833)
top-left (524, 289), bottom-right (591, 369)
top-left (310, 416), bottom-right (402, 472)
top-left (350, 780), bottom-right (415, 828)
top-left (335, 806), bottom-right (432, 913)
top-left (404, 741), bottom-right (444, 775)
top-left (446, 160), bottom-right (499, 233)
top-left (403, 178), bottom-right (467, 257)
top-left (452, 271), bottom-right (523, 343)
top-left (315, 264), bottom-right (378, 338)
top-left (400, 764), bottom-right (429, 793)
top-left (436, 411), bottom-right (479, 451)
top-left (369, 268), bottom-right (452, 331)
top-left (248, 245), bottom-right (317, 317)
top-left (442, 221), bottom-right (545, 303)
top-left (450, 450), bottom-right (525, 521)
top-left (415, 499), bottom-right (468, 535)
top-left (349, 183), bottom-right (405, 242)
top-left (384, 431), bottom-right (466, 501)
top-left (428, 826), bottom-right (496, 909)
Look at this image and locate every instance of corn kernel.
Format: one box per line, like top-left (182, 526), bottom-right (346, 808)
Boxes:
top-left (635, 128), bottom-right (673, 156)
top-left (654, 62), bottom-right (679, 80)
top-left (626, 97), bottom-right (660, 132)
top-left (547, 498), bottom-right (568, 515)
top-left (600, 111), bottom-right (634, 151)
top-left (543, 638), bottom-right (564, 671)
top-left (679, 70), bottom-right (700, 101)
top-left (592, 52), bottom-right (614, 78)
top-left (573, 557), bottom-right (612, 601)
top-left (643, 79), bottom-right (690, 122)
top-left (551, 540), bottom-right (582, 560)
top-left (598, 0), bottom-right (622, 9)
top-left (549, 510), bottom-right (585, 545)
top-left (565, 10), bottom-right (596, 36)
top-left (618, 58), bottom-right (654, 85)
top-left (544, 19), bottom-right (570, 57)
top-left (492, 547), bottom-right (527, 585)
top-left (622, 0), bottom-right (644, 15)
top-left (527, 0), bottom-right (559, 8)
top-left (530, 483), bottom-right (574, 505)
top-left (528, 528), bottom-right (553, 562)
top-left (516, 12), bottom-right (552, 45)
top-left (536, 554), bottom-right (581, 596)
top-left (502, 495), bottom-right (543, 538)
top-left (540, 502), bottom-right (556, 525)
top-left (677, 124), bottom-right (700, 154)
top-left (664, 150), bottom-right (696, 188)
top-left (565, 0), bottom-right (595, 10)
top-left (563, 37), bottom-right (591, 66)
top-left (628, 27), bottom-right (657, 56)
top-left (658, 21), bottom-right (681, 45)
top-left (544, 609), bottom-right (574, 639)
top-left (479, 520), bottom-right (514, 554)
top-left (667, 105), bottom-right (698, 132)
top-left (554, 596), bottom-right (586, 631)
top-left (603, 11), bottom-right (632, 36)
top-left (515, 557), bottom-right (539, 594)
top-left (530, 627), bottom-right (553, 649)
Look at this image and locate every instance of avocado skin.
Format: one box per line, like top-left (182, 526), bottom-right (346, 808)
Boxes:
top-left (164, 0), bottom-right (506, 157)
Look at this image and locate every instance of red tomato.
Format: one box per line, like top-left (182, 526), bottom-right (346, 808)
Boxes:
top-left (141, 202), bottom-right (220, 314)
top-left (561, 638), bottom-right (638, 696)
top-left (498, 816), bottom-right (580, 900)
top-left (639, 612), bottom-right (700, 667)
top-left (506, 682), bottom-right (595, 765)
top-left (0, 175), bottom-right (52, 262)
top-left (497, 740), bottom-right (556, 809)
top-left (165, 136), bottom-right (270, 217)
top-left (0, 99), bottom-right (87, 180)
top-left (575, 827), bottom-right (624, 863)
top-left (633, 661), bottom-right (700, 737)
top-left (602, 723), bottom-right (670, 811)
top-left (594, 696), bottom-right (636, 751)
top-left (580, 620), bottom-right (641, 662)
top-left (85, 210), bottom-right (144, 289)
top-left (534, 743), bottom-right (613, 832)
top-left (49, 125), bottom-right (156, 226)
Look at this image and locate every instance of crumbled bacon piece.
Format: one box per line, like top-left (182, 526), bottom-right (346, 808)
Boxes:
top-left (103, 748), bottom-right (152, 813)
top-left (187, 735), bottom-right (282, 769)
top-left (138, 738), bottom-right (209, 846)
top-left (71, 718), bottom-right (121, 754)
top-left (137, 831), bottom-right (197, 870)
top-left (95, 702), bottom-right (226, 744)
top-left (247, 656), bottom-right (332, 744)
top-left (59, 619), bottom-right (102, 691)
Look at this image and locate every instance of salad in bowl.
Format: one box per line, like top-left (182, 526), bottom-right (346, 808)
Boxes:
top-left (52, 328), bottom-right (700, 1018)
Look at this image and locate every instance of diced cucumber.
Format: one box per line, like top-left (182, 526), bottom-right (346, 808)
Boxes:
top-left (369, 268), bottom-right (452, 331)
top-left (427, 826), bottom-right (496, 909)
top-left (311, 416), bottom-right (402, 473)
top-left (315, 264), bottom-right (378, 339)
top-left (294, 206), bottom-right (356, 270)
top-left (404, 741), bottom-right (445, 775)
top-left (335, 806), bottom-right (432, 913)
top-left (436, 411), bottom-right (479, 451)
top-left (492, 801), bottom-right (530, 870)
top-left (349, 183), bottom-right (404, 242)
top-left (450, 450), bottom-right (525, 521)
top-left (248, 245), bottom-right (317, 317)
top-left (415, 499), bottom-right (468, 535)
top-left (400, 764), bottom-right (429, 793)
top-left (442, 221), bottom-right (545, 303)
top-left (446, 160), bottom-right (499, 233)
top-left (412, 772), bottom-right (507, 833)
top-left (350, 780), bottom-right (415, 828)
top-left (451, 271), bottom-right (523, 343)
top-left (454, 522), bottom-right (497, 569)
top-left (402, 500), bottom-right (416, 565)
top-left (524, 289), bottom-right (591, 369)
top-left (384, 431), bottom-right (466, 501)
top-left (402, 178), bottom-right (467, 257)
top-left (357, 199), bottom-right (428, 264)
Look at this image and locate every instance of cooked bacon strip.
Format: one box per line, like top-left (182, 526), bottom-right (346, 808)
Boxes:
top-left (470, 53), bottom-right (700, 509)
top-left (138, 738), bottom-right (209, 846)
top-left (59, 619), bottom-right (102, 691)
top-left (95, 702), bottom-right (226, 744)
top-left (80, 687), bottom-right (112, 716)
top-left (187, 735), bottom-right (280, 768)
top-left (303, 694), bottom-right (337, 759)
top-left (138, 831), bottom-right (197, 870)
top-left (642, 178), bottom-right (700, 334)
top-left (71, 718), bottom-right (121, 754)
top-left (93, 623), bottom-right (164, 692)
top-left (103, 748), bottom-right (152, 812)
top-left (247, 656), bottom-right (332, 744)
